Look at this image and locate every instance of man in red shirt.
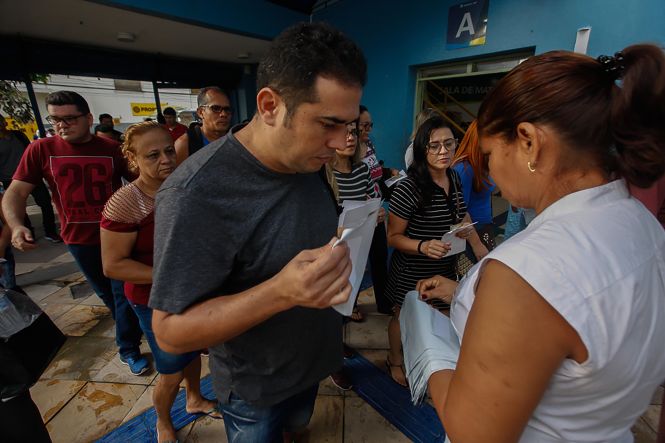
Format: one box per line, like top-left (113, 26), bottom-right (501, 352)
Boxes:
top-left (162, 107), bottom-right (187, 142)
top-left (2, 91), bottom-right (149, 375)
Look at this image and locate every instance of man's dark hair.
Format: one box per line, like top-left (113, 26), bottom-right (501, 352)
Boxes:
top-left (99, 113), bottom-right (113, 121)
top-left (45, 91), bottom-right (90, 115)
top-left (197, 86), bottom-right (228, 107)
top-left (94, 124), bottom-right (113, 134)
top-left (163, 107), bottom-right (177, 116)
top-left (256, 22), bottom-right (367, 119)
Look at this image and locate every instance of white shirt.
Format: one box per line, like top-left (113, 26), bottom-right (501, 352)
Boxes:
top-left (451, 180), bottom-right (665, 442)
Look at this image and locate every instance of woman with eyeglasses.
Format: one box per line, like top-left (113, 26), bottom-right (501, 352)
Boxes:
top-left (100, 122), bottom-right (221, 443)
top-left (330, 121), bottom-right (385, 322)
top-left (384, 116), bottom-right (488, 387)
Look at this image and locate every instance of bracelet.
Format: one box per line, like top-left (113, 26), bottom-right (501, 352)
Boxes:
top-left (417, 239), bottom-right (426, 255)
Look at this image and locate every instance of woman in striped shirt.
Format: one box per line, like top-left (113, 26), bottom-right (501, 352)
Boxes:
top-left (385, 116), bottom-right (488, 386)
top-left (331, 121), bottom-right (385, 321)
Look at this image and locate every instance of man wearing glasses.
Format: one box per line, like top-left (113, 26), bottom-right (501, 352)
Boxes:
top-left (174, 86), bottom-right (232, 164)
top-left (1, 91), bottom-right (148, 376)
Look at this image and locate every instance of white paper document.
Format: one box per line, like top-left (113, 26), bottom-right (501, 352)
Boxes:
top-left (384, 170), bottom-right (407, 188)
top-left (332, 198), bottom-right (381, 316)
top-left (400, 290), bottom-right (460, 404)
top-left (440, 222), bottom-right (477, 256)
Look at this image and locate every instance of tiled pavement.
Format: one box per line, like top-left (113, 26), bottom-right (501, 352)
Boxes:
top-left (13, 208), bottom-right (663, 442)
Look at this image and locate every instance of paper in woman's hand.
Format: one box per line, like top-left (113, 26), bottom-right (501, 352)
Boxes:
top-left (441, 222), bottom-right (478, 256)
top-left (400, 291), bottom-right (461, 404)
top-left (384, 170), bottom-right (407, 188)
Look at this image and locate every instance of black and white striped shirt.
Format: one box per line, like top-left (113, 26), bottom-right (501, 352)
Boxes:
top-left (385, 171), bottom-right (467, 308)
top-left (333, 162), bottom-right (378, 203)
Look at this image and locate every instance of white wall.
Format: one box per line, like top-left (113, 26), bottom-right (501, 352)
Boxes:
top-left (22, 75), bottom-right (198, 127)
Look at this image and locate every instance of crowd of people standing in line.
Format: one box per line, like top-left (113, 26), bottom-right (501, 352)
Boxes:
top-left (1, 21), bottom-right (664, 443)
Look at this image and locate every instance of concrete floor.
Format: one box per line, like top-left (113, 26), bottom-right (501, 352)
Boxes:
top-left (13, 203), bottom-right (663, 443)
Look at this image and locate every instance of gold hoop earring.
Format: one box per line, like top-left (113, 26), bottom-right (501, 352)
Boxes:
top-left (527, 161), bottom-right (536, 173)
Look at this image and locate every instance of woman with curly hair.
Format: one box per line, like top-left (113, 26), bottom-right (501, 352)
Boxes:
top-left (100, 122), bottom-right (220, 443)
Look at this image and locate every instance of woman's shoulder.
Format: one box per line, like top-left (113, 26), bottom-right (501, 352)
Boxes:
top-left (394, 175), bottom-right (418, 193)
top-left (452, 161), bottom-right (473, 178)
top-left (103, 183), bottom-right (154, 225)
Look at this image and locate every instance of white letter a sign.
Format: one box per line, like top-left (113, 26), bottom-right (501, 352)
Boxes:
top-left (456, 12), bottom-right (475, 38)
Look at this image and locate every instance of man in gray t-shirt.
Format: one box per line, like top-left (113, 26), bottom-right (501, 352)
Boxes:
top-left (149, 22), bottom-right (367, 442)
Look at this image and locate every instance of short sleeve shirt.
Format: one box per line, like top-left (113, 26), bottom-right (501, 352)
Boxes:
top-left (333, 162), bottom-right (377, 202)
top-left (13, 135), bottom-right (126, 245)
top-left (100, 183), bottom-right (155, 305)
top-left (149, 127), bottom-right (342, 407)
top-left (164, 123), bottom-right (187, 142)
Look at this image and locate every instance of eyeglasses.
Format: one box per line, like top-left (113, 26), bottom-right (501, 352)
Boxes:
top-left (346, 126), bottom-right (359, 137)
top-left (358, 122), bottom-right (373, 131)
top-left (426, 138), bottom-right (458, 154)
top-left (201, 104), bottom-right (232, 114)
top-left (46, 114), bottom-right (85, 125)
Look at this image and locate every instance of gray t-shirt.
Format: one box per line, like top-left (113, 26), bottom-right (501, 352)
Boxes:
top-left (149, 128), bottom-right (343, 407)
top-left (0, 133), bottom-right (27, 182)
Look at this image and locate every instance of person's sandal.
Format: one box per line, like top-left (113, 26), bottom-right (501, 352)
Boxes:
top-left (385, 356), bottom-right (408, 387)
top-left (349, 307), bottom-right (364, 322)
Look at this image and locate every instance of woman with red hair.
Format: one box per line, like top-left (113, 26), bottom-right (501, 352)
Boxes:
top-left (452, 120), bottom-right (496, 259)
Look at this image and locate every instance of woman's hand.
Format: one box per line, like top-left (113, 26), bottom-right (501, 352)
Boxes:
top-left (422, 239), bottom-right (451, 259)
top-left (416, 275), bottom-right (458, 304)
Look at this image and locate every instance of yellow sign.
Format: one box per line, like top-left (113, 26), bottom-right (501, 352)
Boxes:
top-left (4, 117), bottom-right (38, 140)
top-left (130, 102), bottom-right (169, 116)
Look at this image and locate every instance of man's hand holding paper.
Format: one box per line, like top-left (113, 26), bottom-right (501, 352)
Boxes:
top-left (274, 238), bottom-right (352, 310)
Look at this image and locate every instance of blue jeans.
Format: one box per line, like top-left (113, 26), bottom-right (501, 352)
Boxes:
top-left (219, 385), bottom-right (319, 443)
top-left (1, 247), bottom-right (18, 290)
top-left (67, 243), bottom-right (142, 359)
top-left (131, 303), bottom-right (198, 374)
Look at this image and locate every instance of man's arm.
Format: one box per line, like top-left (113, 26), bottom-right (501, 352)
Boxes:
top-left (2, 180), bottom-right (37, 250)
top-left (152, 240), bottom-right (352, 354)
top-left (174, 133), bottom-right (189, 165)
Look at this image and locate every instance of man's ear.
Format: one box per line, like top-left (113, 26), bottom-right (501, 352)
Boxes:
top-left (256, 87), bottom-right (283, 127)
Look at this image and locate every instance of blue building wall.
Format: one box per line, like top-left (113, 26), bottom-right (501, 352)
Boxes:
top-left (314, 0), bottom-right (665, 169)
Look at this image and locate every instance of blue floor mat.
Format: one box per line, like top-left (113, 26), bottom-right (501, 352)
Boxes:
top-left (98, 342), bottom-right (445, 443)
top-left (344, 354), bottom-right (446, 442)
top-left (96, 375), bottom-right (216, 443)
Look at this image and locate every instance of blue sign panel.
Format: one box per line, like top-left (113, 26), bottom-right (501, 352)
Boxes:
top-left (447, 0), bottom-right (489, 49)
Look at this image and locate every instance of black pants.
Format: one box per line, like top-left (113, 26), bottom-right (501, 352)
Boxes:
top-left (0, 391), bottom-right (52, 443)
top-left (369, 223), bottom-right (392, 314)
top-left (27, 181), bottom-right (58, 235)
